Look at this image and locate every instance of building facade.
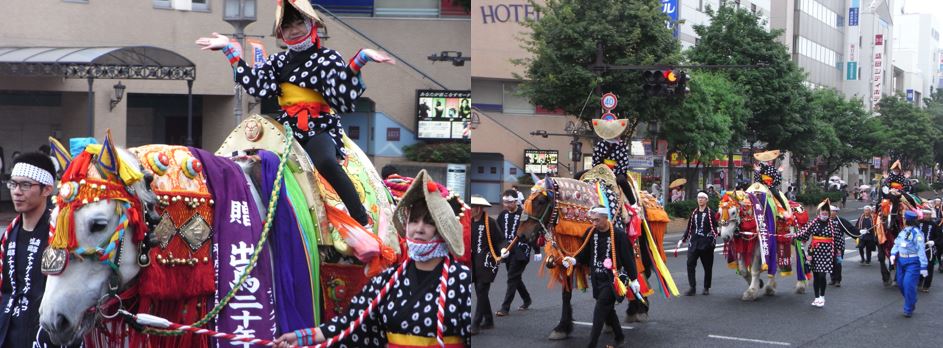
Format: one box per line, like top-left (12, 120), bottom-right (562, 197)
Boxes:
top-left (892, 6), bottom-right (942, 105)
top-left (0, 0), bottom-right (469, 189)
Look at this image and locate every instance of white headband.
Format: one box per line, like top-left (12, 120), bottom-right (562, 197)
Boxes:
top-left (590, 207), bottom-right (610, 217)
top-left (11, 163), bottom-right (54, 186)
top-left (697, 192), bottom-right (708, 199)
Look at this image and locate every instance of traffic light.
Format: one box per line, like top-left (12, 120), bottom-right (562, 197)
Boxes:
top-left (643, 70), bottom-right (666, 96)
top-left (642, 69), bottom-right (690, 97)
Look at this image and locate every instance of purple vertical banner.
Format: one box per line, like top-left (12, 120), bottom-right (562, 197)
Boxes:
top-left (661, 0), bottom-right (679, 38)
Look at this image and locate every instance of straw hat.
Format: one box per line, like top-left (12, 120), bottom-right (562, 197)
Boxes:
top-left (591, 114), bottom-right (628, 140)
top-left (753, 150), bottom-right (781, 162)
top-left (890, 160), bottom-right (902, 171)
top-left (469, 195), bottom-right (492, 207)
top-left (394, 170), bottom-right (464, 257)
top-left (816, 198), bottom-right (831, 212)
top-left (275, 0), bottom-right (324, 36)
top-left (669, 178), bottom-right (687, 189)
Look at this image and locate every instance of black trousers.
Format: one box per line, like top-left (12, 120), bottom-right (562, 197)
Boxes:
top-left (587, 287), bottom-right (623, 348)
top-left (858, 242), bottom-right (874, 263)
top-left (831, 258), bottom-right (842, 283)
top-left (687, 247), bottom-right (714, 289)
top-left (813, 272), bottom-right (827, 297)
top-left (303, 132), bottom-right (369, 226)
top-left (921, 250), bottom-right (935, 289)
top-left (473, 282), bottom-right (494, 327)
top-left (879, 246), bottom-right (892, 283)
top-left (500, 258), bottom-right (531, 311)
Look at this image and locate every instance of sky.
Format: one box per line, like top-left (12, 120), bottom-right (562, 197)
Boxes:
top-left (902, 0), bottom-right (943, 23)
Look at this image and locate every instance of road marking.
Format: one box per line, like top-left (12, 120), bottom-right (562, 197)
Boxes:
top-left (572, 321), bottom-right (634, 330)
top-left (708, 334), bottom-right (791, 346)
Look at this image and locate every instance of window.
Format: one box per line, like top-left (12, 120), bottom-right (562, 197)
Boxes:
top-left (348, 126), bottom-right (360, 140)
top-left (510, 168), bottom-right (517, 175)
top-left (153, 0), bottom-right (209, 12)
top-left (502, 82), bottom-right (536, 114)
top-left (478, 167), bottom-right (484, 174)
top-left (698, 0), bottom-right (703, 11)
top-left (490, 167), bottom-right (497, 174)
top-left (386, 127), bottom-right (401, 141)
top-left (751, 4), bottom-right (756, 14)
top-left (374, 0), bottom-right (438, 17)
top-left (837, 14), bottom-right (844, 27)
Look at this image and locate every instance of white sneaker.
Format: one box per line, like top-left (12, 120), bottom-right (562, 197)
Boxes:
top-left (819, 297), bottom-right (825, 307)
top-left (811, 297), bottom-right (820, 307)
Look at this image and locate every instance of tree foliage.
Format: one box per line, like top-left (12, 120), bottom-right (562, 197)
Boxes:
top-left (874, 95), bottom-right (938, 167)
top-left (515, 0), bottom-right (680, 139)
top-left (662, 72), bottom-right (739, 164)
top-left (809, 89), bottom-right (880, 177)
top-left (685, 3), bottom-right (808, 150)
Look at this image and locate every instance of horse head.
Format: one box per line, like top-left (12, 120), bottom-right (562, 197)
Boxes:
top-left (39, 131), bottom-right (157, 345)
top-left (518, 179), bottom-right (552, 245)
top-left (718, 191), bottom-right (743, 242)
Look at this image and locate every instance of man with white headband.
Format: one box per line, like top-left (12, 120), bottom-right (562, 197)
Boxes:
top-left (0, 152), bottom-right (71, 347)
top-left (678, 191), bottom-right (718, 296)
top-left (561, 206), bottom-right (638, 348)
top-left (496, 190), bottom-right (532, 317)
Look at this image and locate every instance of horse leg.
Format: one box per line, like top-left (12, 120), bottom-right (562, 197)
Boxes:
top-left (743, 253), bottom-right (761, 301)
top-left (765, 273), bottom-right (777, 296)
top-left (549, 288), bottom-right (573, 340)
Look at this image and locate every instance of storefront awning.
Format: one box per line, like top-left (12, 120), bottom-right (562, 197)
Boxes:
top-left (0, 46), bottom-right (195, 80)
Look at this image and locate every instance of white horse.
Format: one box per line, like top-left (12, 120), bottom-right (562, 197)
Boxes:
top-left (717, 191), bottom-right (807, 301)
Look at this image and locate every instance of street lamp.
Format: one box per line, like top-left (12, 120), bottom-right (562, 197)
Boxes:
top-left (109, 81), bottom-right (126, 111)
top-left (223, 0), bottom-right (257, 124)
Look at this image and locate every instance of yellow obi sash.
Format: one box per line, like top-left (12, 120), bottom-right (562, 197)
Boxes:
top-left (277, 82), bottom-right (333, 132)
top-left (387, 333), bottom-right (464, 348)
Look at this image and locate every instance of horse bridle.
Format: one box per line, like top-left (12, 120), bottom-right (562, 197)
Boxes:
top-left (520, 182), bottom-right (556, 242)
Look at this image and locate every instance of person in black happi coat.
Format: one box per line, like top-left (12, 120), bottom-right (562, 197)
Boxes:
top-left (677, 191), bottom-right (718, 296)
top-left (0, 153), bottom-right (78, 347)
top-left (496, 190), bottom-right (532, 317)
top-left (562, 207), bottom-right (639, 348)
top-left (469, 196), bottom-right (506, 334)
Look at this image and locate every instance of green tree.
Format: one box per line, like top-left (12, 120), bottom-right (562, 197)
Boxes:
top-left (662, 72), bottom-right (737, 165)
top-left (874, 95), bottom-right (938, 167)
top-left (923, 91), bottom-right (943, 167)
top-left (685, 3), bottom-right (809, 153)
top-left (810, 89), bottom-right (880, 177)
top-left (515, 0), bottom-right (680, 139)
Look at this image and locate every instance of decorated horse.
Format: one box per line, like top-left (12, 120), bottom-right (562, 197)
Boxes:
top-left (718, 188), bottom-right (810, 301)
top-left (38, 114), bottom-right (401, 347)
top-left (516, 165), bottom-right (678, 340)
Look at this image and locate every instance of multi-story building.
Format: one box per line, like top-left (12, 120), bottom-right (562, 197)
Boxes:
top-left (892, 3), bottom-right (942, 105)
top-left (679, 0), bottom-right (772, 50)
top-left (0, 0), bottom-right (469, 183)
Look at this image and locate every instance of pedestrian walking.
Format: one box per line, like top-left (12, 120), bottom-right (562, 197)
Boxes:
top-left (918, 210), bottom-right (941, 293)
top-left (857, 206), bottom-right (877, 265)
top-left (890, 211), bottom-right (929, 317)
top-left (791, 199), bottom-right (845, 308)
top-left (469, 196), bottom-right (507, 335)
top-left (496, 190), bottom-right (532, 316)
top-left (677, 191), bottom-right (718, 296)
top-left (561, 207), bottom-right (639, 348)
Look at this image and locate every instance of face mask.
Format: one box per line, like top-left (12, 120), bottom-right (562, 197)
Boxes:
top-left (282, 19), bottom-right (317, 52)
top-left (818, 214), bottom-right (829, 221)
top-left (406, 238), bottom-right (449, 262)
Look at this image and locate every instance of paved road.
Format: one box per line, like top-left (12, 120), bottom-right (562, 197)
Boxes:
top-left (473, 200), bottom-right (943, 347)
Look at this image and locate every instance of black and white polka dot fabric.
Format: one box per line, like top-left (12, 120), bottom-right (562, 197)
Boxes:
top-left (592, 140), bottom-right (630, 176)
top-left (753, 163), bottom-right (782, 190)
top-left (318, 260), bottom-right (472, 347)
top-left (233, 47), bottom-right (365, 158)
top-left (795, 218), bottom-right (845, 273)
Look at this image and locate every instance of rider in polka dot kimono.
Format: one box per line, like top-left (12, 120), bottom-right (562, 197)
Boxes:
top-left (274, 170), bottom-right (472, 348)
top-left (196, 1), bottom-right (394, 228)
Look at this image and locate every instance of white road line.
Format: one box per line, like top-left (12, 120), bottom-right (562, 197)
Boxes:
top-left (708, 334), bottom-right (791, 346)
top-left (572, 321), bottom-right (634, 330)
